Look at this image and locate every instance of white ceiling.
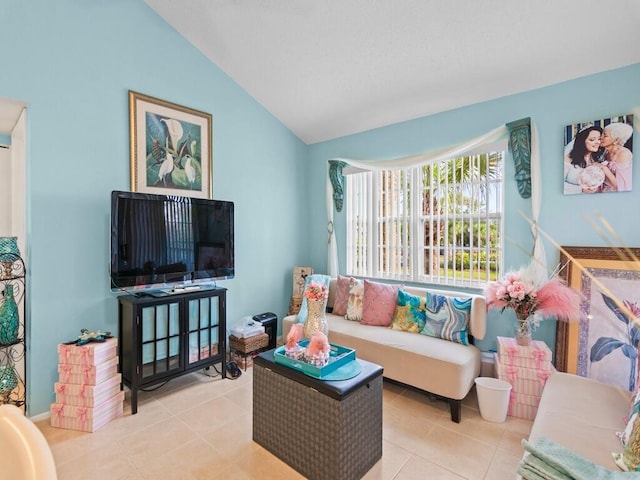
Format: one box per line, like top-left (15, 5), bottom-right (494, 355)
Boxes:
top-left (145, 0), bottom-right (640, 145)
top-left (3, 2), bottom-right (639, 143)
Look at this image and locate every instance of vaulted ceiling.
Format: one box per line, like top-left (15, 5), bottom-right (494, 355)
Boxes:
top-left (145, 0), bottom-right (640, 144)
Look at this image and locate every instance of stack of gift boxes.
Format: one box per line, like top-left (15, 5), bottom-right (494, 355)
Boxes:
top-left (494, 336), bottom-right (554, 421)
top-left (50, 337), bottom-right (124, 432)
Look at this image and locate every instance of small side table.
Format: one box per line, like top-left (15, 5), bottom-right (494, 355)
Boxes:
top-left (253, 350), bottom-right (383, 480)
top-left (229, 333), bottom-right (269, 370)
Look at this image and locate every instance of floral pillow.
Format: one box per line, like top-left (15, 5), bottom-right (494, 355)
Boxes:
top-left (296, 274), bottom-right (331, 323)
top-left (345, 278), bottom-right (364, 321)
top-left (332, 276), bottom-right (351, 316)
top-left (390, 289), bottom-right (426, 333)
top-left (361, 280), bottom-right (400, 327)
top-left (421, 291), bottom-right (471, 345)
top-left (614, 414), bottom-right (640, 472)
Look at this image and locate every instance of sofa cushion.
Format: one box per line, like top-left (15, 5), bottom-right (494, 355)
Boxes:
top-left (296, 274), bottom-right (331, 323)
top-left (422, 291), bottom-right (471, 345)
top-left (390, 289), bottom-right (426, 333)
top-left (361, 280), bottom-right (400, 327)
top-left (332, 276), bottom-right (351, 316)
top-left (345, 278), bottom-right (364, 321)
top-left (528, 372), bottom-right (631, 470)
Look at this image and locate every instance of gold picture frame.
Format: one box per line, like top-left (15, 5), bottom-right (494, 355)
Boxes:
top-left (129, 90), bottom-right (212, 198)
top-left (555, 246), bottom-right (640, 391)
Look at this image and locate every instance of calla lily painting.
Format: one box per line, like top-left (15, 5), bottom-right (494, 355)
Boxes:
top-left (129, 91), bottom-right (212, 199)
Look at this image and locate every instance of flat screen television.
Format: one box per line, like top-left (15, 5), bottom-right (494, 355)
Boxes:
top-left (110, 190), bottom-right (234, 294)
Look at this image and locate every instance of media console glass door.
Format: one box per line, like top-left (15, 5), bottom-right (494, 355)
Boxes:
top-left (118, 288), bottom-right (226, 414)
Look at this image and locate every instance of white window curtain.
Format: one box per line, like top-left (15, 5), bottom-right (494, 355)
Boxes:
top-left (326, 120), bottom-right (544, 279)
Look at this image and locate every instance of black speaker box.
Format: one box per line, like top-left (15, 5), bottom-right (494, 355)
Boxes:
top-left (252, 312), bottom-right (277, 350)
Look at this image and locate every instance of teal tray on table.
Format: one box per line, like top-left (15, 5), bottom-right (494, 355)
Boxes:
top-left (273, 341), bottom-right (356, 379)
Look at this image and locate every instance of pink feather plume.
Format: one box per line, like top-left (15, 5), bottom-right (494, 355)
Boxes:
top-left (536, 278), bottom-right (580, 321)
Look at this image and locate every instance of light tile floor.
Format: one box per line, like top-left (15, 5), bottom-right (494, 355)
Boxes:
top-left (37, 367), bottom-right (531, 479)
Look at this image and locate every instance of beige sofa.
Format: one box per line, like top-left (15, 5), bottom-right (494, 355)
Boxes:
top-left (524, 371), bottom-right (631, 472)
top-left (283, 279), bottom-right (486, 423)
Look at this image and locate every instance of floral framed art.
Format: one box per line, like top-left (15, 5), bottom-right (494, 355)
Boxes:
top-left (555, 246), bottom-right (640, 392)
top-left (562, 113), bottom-right (633, 195)
top-left (129, 91), bottom-right (212, 199)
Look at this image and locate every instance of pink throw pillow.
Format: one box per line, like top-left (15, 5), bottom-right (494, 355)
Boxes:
top-left (332, 276), bottom-right (351, 316)
top-left (361, 280), bottom-right (400, 327)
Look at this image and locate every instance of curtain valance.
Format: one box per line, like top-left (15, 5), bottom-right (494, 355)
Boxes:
top-left (325, 118), bottom-right (544, 278)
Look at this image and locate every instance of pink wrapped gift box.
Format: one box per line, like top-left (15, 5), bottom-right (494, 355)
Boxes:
top-left (58, 357), bottom-right (118, 385)
top-left (55, 374), bottom-right (121, 407)
top-left (50, 390), bottom-right (124, 432)
top-left (494, 354), bottom-right (550, 397)
top-left (496, 336), bottom-right (552, 371)
top-left (57, 338), bottom-right (118, 366)
top-left (508, 401), bottom-right (538, 421)
top-left (509, 390), bottom-right (541, 408)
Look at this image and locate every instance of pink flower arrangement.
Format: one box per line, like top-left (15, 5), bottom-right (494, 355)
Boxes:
top-left (303, 281), bottom-right (329, 302)
top-left (285, 323), bottom-right (304, 350)
top-left (484, 262), bottom-right (580, 331)
top-left (305, 331), bottom-right (330, 367)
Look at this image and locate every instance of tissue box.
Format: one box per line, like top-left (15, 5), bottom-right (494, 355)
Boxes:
top-left (58, 357), bottom-right (118, 385)
top-left (54, 374), bottom-right (121, 407)
top-left (50, 391), bottom-right (124, 432)
top-left (496, 336), bottom-right (552, 371)
top-left (229, 319), bottom-right (265, 339)
top-left (57, 338), bottom-right (118, 366)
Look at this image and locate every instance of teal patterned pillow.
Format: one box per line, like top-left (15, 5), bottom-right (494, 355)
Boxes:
top-left (421, 292), bottom-right (471, 345)
top-left (390, 289), bottom-right (426, 333)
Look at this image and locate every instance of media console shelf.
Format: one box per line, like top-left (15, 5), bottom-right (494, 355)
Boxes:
top-left (117, 287), bottom-right (227, 414)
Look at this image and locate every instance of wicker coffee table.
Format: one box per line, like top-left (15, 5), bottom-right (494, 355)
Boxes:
top-left (253, 350), bottom-right (383, 480)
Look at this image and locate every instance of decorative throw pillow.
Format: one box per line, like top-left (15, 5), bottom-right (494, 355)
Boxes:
top-left (620, 390), bottom-right (640, 446)
top-left (332, 276), bottom-right (351, 316)
top-left (361, 280), bottom-right (400, 327)
top-left (296, 274), bottom-right (331, 323)
top-left (421, 291), bottom-right (471, 345)
top-left (345, 278), bottom-right (364, 321)
top-left (614, 414), bottom-right (640, 472)
top-left (390, 289), bottom-right (426, 333)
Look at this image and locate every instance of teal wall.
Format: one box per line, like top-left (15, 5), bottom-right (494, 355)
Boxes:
top-left (1, 0), bottom-right (639, 416)
top-left (308, 63), bottom-right (640, 354)
top-left (0, 0), bottom-right (308, 415)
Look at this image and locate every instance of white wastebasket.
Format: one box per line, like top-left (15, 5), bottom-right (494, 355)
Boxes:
top-left (474, 377), bottom-right (512, 423)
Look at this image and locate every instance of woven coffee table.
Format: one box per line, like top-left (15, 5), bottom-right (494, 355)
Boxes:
top-left (253, 350), bottom-right (383, 480)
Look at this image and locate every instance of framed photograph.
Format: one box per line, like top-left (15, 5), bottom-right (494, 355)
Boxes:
top-left (563, 113), bottom-right (633, 195)
top-left (292, 266), bottom-right (313, 297)
top-left (129, 91), bottom-right (212, 199)
top-left (555, 246), bottom-right (640, 392)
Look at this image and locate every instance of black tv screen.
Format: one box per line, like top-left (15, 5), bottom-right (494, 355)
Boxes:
top-left (110, 190), bottom-right (234, 293)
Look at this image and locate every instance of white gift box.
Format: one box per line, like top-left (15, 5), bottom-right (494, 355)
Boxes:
top-left (50, 390), bottom-right (124, 432)
top-left (58, 356), bottom-right (118, 385)
top-left (54, 374), bottom-right (121, 407)
top-left (57, 338), bottom-right (118, 366)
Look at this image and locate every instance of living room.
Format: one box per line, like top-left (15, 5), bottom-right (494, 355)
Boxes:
top-left (1, 1), bottom-right (640, 478)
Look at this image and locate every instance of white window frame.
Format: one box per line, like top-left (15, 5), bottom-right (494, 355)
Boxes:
top-left (345, 148), bottom-right (505, 288)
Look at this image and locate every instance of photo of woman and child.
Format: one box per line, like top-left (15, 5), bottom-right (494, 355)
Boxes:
top-left (563, 115), bottom-right (634, 195)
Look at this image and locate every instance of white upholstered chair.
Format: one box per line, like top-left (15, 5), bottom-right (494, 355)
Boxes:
top-left (0, 404), bottom-right (57, 479)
